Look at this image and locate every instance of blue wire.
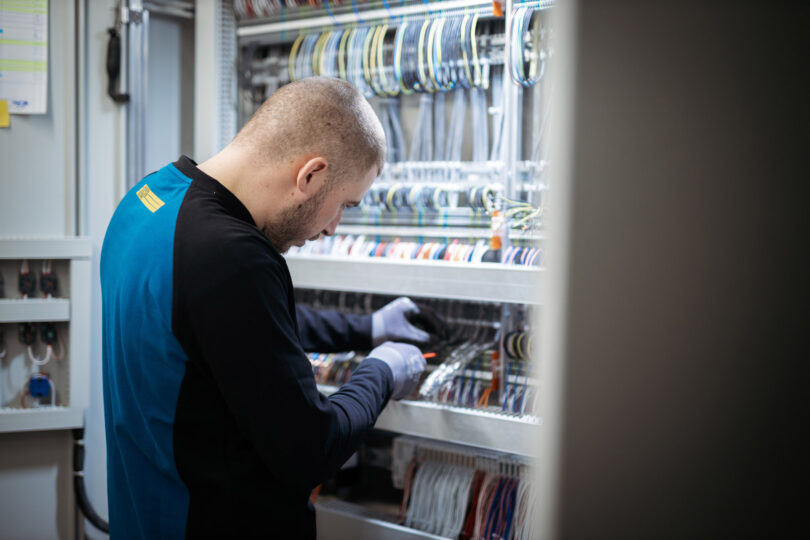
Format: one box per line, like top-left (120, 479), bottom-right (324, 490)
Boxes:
top-left (468, 356), bottom-right (481, 407)
top-left (484, 477), bottom-right (506, 539)
top-left (502, 361), bottom-right (514, 411)
top-left (512, 362), bottom-right (523, 413)
top-left (324, 0), bottom-right (336, 22)
top-left (502, 479), bottom-right (518, 539)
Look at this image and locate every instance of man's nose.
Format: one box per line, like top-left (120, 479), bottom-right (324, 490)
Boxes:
top-left (323, 209), bottom-right (343, 236)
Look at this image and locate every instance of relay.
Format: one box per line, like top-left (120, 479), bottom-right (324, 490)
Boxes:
top-left (18, 323), bottom-right (36, 345)
top-left (19, 271), bottom-right (36, 297)
top-left (40, 323), bottom-right (58, 345)
top-left (40, 272), bottom-right (58, 296)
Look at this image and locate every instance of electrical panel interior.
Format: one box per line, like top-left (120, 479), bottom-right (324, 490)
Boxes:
top-left (234, 1), bottom-right (550, 537)
top-left (0, 239), bottom-right (91, 433)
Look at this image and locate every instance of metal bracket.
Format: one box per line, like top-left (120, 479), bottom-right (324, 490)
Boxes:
top-left (121, 6), bottom-right (143, 25)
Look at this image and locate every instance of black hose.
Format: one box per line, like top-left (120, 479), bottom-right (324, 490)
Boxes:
top-left (72, 428), bottom-right (110, 534)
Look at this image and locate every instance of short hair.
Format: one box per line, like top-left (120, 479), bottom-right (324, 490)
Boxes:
top-left (232, 77), bottom-right (385, 179)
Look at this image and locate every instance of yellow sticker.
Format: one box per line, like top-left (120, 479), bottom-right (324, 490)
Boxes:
top-left (0, 100), bottom-right (9, 128)
top-left (136, 184), bottom-right (165, 213)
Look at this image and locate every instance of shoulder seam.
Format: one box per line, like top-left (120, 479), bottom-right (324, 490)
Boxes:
top-left (167, 163), bottom-right (193, 185)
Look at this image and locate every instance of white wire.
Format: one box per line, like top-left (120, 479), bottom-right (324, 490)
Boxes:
top-left (48, 377), bottom-right (56, 407)
top-left (28, 345), bottom-right (50, 367)
top-left (446, 88), bottom-right (466, 163)
top-left (490, 68), bottom-right (505, 161)
top-left (47, 343), bottom-right (61, 362)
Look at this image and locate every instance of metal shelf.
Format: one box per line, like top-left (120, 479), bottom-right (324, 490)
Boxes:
top-left (316, 498), bottom-right (451, 540)
top-left (335, 224), bottom-right (544, 241)
top-left (0, 237), bottom-right (92, 260)
top-left (319, 385), bottom-right (541, 456)
top-left (0, 299), bottom-right (71, 323)
top-left (336, 224), bottom-right (492, 239)
top-left (238, 0), bottom-right (495, 38)
top-left (341, 208), bottom-right (492, 228)
top-left (286, 255), bottom-right (542, 304)
top-left (0, 407), bottom-right (84, 433)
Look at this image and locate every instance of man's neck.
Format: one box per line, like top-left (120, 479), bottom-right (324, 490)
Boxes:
top-left (198, 148), bottom-right (267, 229)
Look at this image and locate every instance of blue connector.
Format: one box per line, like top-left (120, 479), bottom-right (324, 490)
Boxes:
top-left (29, 376), bottom-right (50, 398)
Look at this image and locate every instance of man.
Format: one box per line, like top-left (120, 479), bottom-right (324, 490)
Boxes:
top-left (101, 77), bottom-right (431, 538)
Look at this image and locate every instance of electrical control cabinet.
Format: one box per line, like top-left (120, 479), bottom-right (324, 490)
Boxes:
top-left (0, 238), bottom-right (91, 433)
top-left (231, 1), bottom-right (550, 537)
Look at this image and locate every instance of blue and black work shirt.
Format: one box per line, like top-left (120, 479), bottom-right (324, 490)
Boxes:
top-left (100, 156), bottom-right (394, 539)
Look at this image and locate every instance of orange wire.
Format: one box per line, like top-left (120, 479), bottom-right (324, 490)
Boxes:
top-left (478, 387), bottom-right (492, 408)
top-left (310, 484), bottom-right (322, 504)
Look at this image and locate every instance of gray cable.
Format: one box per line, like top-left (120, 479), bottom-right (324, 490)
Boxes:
top-left (433, 92), bottom-right (446, 163)
top-left (490, 68), bottom-right (505, 162)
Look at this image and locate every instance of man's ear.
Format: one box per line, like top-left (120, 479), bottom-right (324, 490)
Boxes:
top-left (296, 157), bottom-right (328, 195)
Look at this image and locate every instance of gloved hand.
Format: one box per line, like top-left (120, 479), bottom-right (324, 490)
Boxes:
top-left (372, 297), bottom-right (432, 347)
top-left (367, 341), bottom-right (427, 400)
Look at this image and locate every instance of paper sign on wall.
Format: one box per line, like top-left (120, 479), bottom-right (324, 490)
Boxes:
top-left (0, 0), bottom-right (48, 115)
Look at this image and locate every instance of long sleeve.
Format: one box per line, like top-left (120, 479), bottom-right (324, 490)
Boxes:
top-left (178, 256), bottom-right (392, 493)
top-left (295, 305), bottom-right (372, 352)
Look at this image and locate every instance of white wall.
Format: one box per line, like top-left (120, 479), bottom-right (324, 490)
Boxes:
top-left (0, 0), bottom-right (76, 237)
top-left (1, 1), bottom-right (196, 537)
top-left (0, 1), bottom-right (78, 538)
top-left (145, 13), bottom-right (195, 173)
top-left (80, 3), bottom-right (196, 539)
top-left (0, 431), bottom-right (75, 540)
top-left (79, 1), bottom-right (125, 537)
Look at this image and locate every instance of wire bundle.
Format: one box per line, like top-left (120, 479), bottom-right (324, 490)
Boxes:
top-left (504, 331), bottom-right (532, 361)
top-left (282, 11), bottom-right (500, 169)
top-left (394, 437), bottom-right (536, 540)
top-left (508, 4), bottom-right (546, 87)
top-left (287, 234), bottom-right (543, 266)
top-left (362, 182), bottom-right (498, 211)
top-left (500, 360), bottom-right (535, 416)
top-left (377, 98), bottom-right (407, 162)
top-left (422, 356), bottom-right (536, 417)
top-left (497, 194), bottom-right (544, 233)
top-left (309, 352), bottom-right (356, 385)
top-left (420, 338), bottom-right (493, 401)
top-left (403, 460), bottom-right (477, 537)
top-left (435, 354), bottom-right (489, 409)
top-left (502, 244), bottom-right (542, 267)
top-left (287, 234), bottom-right (504, 264)
top-left (291, 15), bottom-right (490, 96)
top-left (235, 0), bottom-right (375, 19)
top-left (468, 471), bottom-right (532, 540)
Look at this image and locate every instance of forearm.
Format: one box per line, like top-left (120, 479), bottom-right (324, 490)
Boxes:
top-left (296, 305), bottom-right (372, 352)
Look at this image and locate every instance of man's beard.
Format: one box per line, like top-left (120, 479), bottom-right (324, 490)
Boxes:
top-left (261, 187), bottom-right (328, 253)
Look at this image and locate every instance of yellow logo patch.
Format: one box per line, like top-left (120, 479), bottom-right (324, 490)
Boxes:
top-left (137, 185), bottom-right (165, 213)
